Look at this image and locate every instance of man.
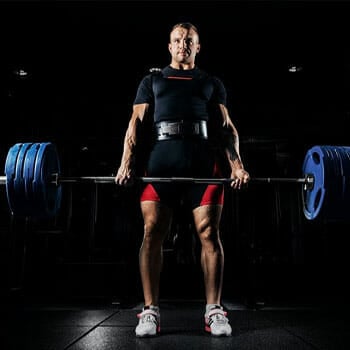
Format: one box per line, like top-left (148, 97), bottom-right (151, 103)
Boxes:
top-left (115, 22), bottom-right (250, 337)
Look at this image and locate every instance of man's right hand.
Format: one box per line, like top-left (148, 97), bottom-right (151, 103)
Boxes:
top-left (115, 167), bottom-right (134, 186)
top-left (230, 168), bottom-right (250, 189)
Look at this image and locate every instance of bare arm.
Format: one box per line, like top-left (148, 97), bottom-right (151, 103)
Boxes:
top-left (218, 104), bottom-right (250, 188)
top-left (115, 103), bottom-right (150, 185)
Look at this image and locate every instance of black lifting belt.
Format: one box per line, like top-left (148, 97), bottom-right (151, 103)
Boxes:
top-left (155, 120), bottom-right (208, 140)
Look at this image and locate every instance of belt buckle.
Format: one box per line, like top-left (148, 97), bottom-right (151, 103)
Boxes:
top-left (167, 122), bottom-right (180, 135)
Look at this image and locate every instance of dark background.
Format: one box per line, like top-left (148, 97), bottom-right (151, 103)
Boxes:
top-left (1, 0), bottom-right (350, 306)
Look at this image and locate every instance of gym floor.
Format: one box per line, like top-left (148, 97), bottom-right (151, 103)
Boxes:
top-left (3, 297), bottom-right (350, 350)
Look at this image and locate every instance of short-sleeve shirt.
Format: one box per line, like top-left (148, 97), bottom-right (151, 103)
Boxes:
top-left (134, 65), bottom-right (227, 123)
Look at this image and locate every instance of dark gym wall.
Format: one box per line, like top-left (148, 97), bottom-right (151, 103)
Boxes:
top-left (1, 1), bottom-right (349, 141)
top-left (1, 1), bottom-right (350, 302)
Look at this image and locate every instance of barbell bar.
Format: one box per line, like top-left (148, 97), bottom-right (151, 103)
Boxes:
top-left (0, 174), bottom-right (313, 186)
top-left (47, 175), bottom-right (313, 186)
top-left (2, 142), bottom-right (350, 221)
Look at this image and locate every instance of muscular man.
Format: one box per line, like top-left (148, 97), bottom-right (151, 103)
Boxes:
top-left (115, 22), bottom-right (250, 337)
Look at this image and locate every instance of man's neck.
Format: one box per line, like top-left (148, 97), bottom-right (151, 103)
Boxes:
top-left (170, 62), bottom-right (195, 70)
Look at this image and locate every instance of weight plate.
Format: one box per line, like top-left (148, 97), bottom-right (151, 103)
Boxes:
top-left (32, 142), bottom-right (62, 217)
top-left (302, 145), bottom-right (328, 220)
top-left (303, 145), bottom-right (350, 221)
top-left (5, 143), bottom-right (22, 215)
top-left (23, 143), bottom-right (41, 215)
top-left (333, 146), bottom-right (350, 220)
top-left (321, 146), bottom-right (343, 220)
top-left (13, 143), bottom-right (33, 216)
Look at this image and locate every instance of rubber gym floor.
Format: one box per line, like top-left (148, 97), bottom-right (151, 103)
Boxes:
top-left (3, 296), bottom-right (350, 350)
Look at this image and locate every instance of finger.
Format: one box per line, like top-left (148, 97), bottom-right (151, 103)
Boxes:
top-left (231, 179), bottom-right (241, 189)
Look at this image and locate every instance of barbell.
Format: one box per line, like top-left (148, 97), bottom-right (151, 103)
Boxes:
top-left (1, 142), bottom-right (349, 221)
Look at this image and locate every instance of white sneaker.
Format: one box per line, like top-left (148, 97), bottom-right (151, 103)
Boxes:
top-left (205, 306), bottom-right (232, 336)
top-left (135, 306), bottom-right (160, 337)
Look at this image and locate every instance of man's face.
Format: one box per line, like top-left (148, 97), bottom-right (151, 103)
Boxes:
top-left (168, 27), bottom-right (200, 64)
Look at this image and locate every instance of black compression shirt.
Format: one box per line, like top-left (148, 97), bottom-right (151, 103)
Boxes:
top-left (135, 66), bottom-right (227, 208)
top-left (133, 65), bottom-right (227, 123)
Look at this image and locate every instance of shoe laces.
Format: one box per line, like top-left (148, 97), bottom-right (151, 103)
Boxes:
top-left (211, 312), bottom-right (227, 324)
top-left (207, 308), bottom-right (228, 324)
top-left (142, 314), bottom-right (155, 323)
top-left (137, 309), bottom-right (159, 324)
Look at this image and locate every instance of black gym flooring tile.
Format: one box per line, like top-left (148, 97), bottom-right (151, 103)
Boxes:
top-left (3, 298), bottom-right (350, 350)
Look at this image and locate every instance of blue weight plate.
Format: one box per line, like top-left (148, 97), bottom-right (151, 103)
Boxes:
top-left (33, 142), bottom-right (62, 217)
top-left (333, 147), bottom-right (348, 194)
top-left (304, 145), bottom-right (350, 222)
top-left (336, 147), bottom-right (350, 217)
top-left (325, 146), bottom-right (343, 187)
top-left (338, 146), bottom-right (350, 183)
top-left (324, 146), bottom-right (350, 222)
top-left (302, 146), bottom-right (327, 220)
top-left (320, 146), bottom-right (343, 218)
top-left (40, 143), bottom-right (62, 217)
top-left (13, 143), bottom-right (33, 216)
top-left (4, 143), bottom-right (22, 215)
top-left (32, 143), bottom-right (53, 217)
top-left (23, 143), bottom-right (41, 214)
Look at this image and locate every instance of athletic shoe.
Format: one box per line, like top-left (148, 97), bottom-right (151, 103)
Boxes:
top-left (135, 306), bottom-right (160, 337)
top-left (205, 305), bottom-right (232, 336)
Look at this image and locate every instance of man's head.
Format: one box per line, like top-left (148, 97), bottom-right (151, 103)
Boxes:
top-left (168, 22), bottom-right (201, 68)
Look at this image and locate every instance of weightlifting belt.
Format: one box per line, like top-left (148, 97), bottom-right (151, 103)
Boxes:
top-left (155, 120), bottom-right (208, 140)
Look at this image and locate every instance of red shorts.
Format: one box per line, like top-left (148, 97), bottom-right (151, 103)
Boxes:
top-left (140, 163), bottom-right (224, 209)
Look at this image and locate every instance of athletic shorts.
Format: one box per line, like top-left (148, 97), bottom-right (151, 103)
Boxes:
top-left (140, 139), bottom-right (224, 209)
